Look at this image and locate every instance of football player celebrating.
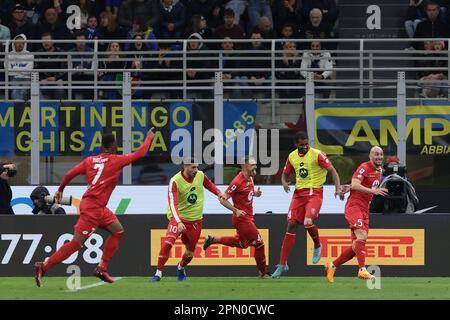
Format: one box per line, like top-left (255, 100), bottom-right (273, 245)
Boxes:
top-left (272, 132), bottom-right (344, 278)
top-left (151, 157), bottom-right (223, 282)
top-left (203, 156), bottom-right (271, 278)
top-left (325, 146), bottom-right (388, 282)
top-left (34, 128), bottom-right (155, 287)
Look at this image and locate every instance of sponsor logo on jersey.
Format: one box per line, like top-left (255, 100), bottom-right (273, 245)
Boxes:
top-left (306, 229), bottom-right (425, 265)
top-left (150, 229), bottom-right (269, 266)
top-left (299, 168), bottom-right (309, 178)
top-left (187, 193), bottom-right (197, 204)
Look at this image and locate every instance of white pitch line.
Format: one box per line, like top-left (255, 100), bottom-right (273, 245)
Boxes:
top-left (65, 277), bottom-right (124, 292)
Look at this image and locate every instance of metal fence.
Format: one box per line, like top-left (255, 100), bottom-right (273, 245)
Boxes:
top-left (1, 38), bottom-right (448, 185)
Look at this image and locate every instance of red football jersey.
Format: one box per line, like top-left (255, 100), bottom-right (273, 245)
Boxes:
top-left (225, 171), bottom-right (255, 217)
top-left (58, 134), bottom-right (152, 208)
top-left (346, 161), bottom-right (382, 210)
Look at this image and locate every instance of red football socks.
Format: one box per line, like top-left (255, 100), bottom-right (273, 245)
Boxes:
top-left (333, 246), bottom-right (356, 267)
top-left (214, 236), bottom-right (241, 247)
top-left (98, 231), bottom-right (124, 271)
top-left (255, 244), bottom-right (267, 275)
top-left (306, 224), bottom-right (321, 248)
top-left (354, 239), bottom-right (367, 268)
top-left (279, 232), bottom-right (296, 265)
top-left (179, 253), bottom-right (193, 267)
top-left (157, 236), bottom-right (176, 271)
top-left (43, 239), bottom-right (82, 272)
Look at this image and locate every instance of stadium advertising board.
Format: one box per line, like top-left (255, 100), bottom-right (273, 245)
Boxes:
top-left (306, 229), bottom-right (425, 266)
top-left (10, 185), bottom-right (346, 215)
top-left (1, 215), bottom-right (449, 276)
top-left (0, 101), bottom-right (256, 157)
top-left (150, 229), bottom-right (269, 266)
top-left (315, 102), bottom-right (450, 156)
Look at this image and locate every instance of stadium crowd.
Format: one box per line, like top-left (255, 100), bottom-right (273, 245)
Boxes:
top-left (1, 0), bottom-right (450, 100)
top-left (0, 0), bottom-right (339, 100)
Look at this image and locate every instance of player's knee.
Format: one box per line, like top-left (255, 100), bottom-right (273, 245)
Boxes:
top-left (185, 251), bottom-right (194, 258)
top-left (287, 221), bottom-right (299, 233)
top-left (303, 218), bottom-right (314, 228)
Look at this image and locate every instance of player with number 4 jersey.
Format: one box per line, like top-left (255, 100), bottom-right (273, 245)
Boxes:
top-left (33, 128), bottom-right (155, 287)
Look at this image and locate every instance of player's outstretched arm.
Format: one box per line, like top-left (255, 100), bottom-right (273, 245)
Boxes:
top-left (351, 178), bottom-right (388, 196)
top-left (327, 165), bottom-right (344, 200)
top-left (120, 127), bottom-right (155, 166)
top-left (203, 175), bottom-right (223, 197)
top-left (55, 161), bottom-right (86, 202)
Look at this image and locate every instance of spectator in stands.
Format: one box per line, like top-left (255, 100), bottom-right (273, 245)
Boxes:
top-left (186, 32), bottom-right (213, 98)
top-left (142, 23), bottom-right (160, 51)
top-left (225, 0), bottom-right (248, 27)
top-left (185, 15), bottom-right (213, 40)
top-left (84, 15), bottom-right (100, 42)
top-left (22, 0), bottom-right (43, 25)
top-left (272, 0), bottom-right (302, 35)
top-left (118, 0), bottom-right (160, 30)
top-left (300, 40), bottom-right (333, 98)
top-left (299, 8), bottom-right (336, 50)
top-left (35, 32), bottom-right (66, 100)
top-left (215, 8), bottom-right (245, 42)
top-left (221, 37), bottom-right (244, 98)
top-left (159, 0), bottom-right (186, 40)
top-left (413, 1), bottom-right (448, 49)
top-left (8, 4), bottom-right (35, 40)
top-left (241, 29), bottom-right (271, 98)
top-left (99, 41), bottom-right (127, 99)
top-left (69, 31), bottom-right (95, 99)
top-left (126, 33), bottom-right (149, 99)
top-left (247, 0), bottom-right (273, 33)
top-left (155, 42), bottom-right (183, 98)
top-left (5, 33), bottom-right (34, 100)
top-left (0, 16), bottom-right (11, 40)
top-left (35, 7), bottom-right (72, 50)
top-left (405, 0), bottom-right (427, 40)
top-left (275, 41), bottom-right (302, 99)
top-left (301, 0), bottom-right (338, 27)
top-left (106, 0), bottom-right (124, 16)
top-left (416, 40), bottom-right (448, 97)
top-left (278, 22), bottom-right (296, 49)
top-left (98, 11), bottom-right (127, 50)
top-left (186, 0), bottom-right (222, 30)
top-left (1, 1), bottom-right (16, 26)
top-left (254, 16), bottom-right (275, 39)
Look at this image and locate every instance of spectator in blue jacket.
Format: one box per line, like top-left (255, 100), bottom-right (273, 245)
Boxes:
top-left (159, 0), bottom-right (186, 39)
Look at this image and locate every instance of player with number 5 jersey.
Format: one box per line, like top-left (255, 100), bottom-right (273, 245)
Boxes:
top-left (325, 146), bottom-right (388, 283)
top-left (33, 128), bottom-right (155, 287)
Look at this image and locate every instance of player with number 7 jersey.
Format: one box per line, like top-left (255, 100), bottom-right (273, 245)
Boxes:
top-left (33, 128), bottom-right (155, 287)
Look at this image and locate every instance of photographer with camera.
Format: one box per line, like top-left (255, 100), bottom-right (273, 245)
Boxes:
top-left (0, 163), bottom-right (17, 215)
top-left (30, 186), bottom-right (67, 215)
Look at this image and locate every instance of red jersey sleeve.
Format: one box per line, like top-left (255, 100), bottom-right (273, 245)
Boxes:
top-left (225, 174), bottom-right (243, 196)
top-left (58, 159), bottom-right (87, 192)
top-left (168, 179), bottom-right (182, 223)
top-left (352, 164), bottom-right (368, 182)
top-left (283, 158), bottom-right (294, 175)
top-left (115, 133), bottom-right (152, 168)
top-left (203, 175), bottom-right (221, 196)
top-left (318, 152), bottom-right (332, 169)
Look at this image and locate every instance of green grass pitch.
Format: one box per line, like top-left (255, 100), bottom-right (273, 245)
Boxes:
top-left (1, 277), bottom-right (450, 300)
